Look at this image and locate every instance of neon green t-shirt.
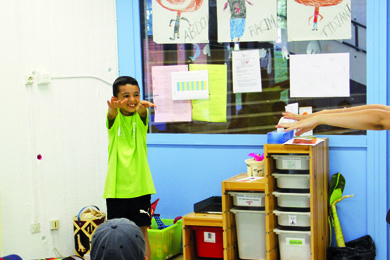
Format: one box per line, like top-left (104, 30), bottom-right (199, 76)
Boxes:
top-left (103, 109), bottom-right (156, 198)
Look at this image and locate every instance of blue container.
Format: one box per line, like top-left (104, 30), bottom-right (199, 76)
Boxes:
top-left (267, 130), bottom-right (294, 144)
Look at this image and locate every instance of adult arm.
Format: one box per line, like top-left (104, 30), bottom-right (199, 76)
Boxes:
top-left (283, 104), bottom-right (390, 121)
top-left (277, 109), bottom-right (390, 136)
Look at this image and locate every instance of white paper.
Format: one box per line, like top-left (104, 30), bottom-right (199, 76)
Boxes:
top-left (232, 50), bottom-right (262, 93)
top-left (237, 176), bottom-right (264, 182)
top-left (299, 107), bottom-right (313, 136)
top-left (171, 70), bottom-right (209, 100)
top-left (285, 103), bottom-right (299, 114)
top-left (204, 232), bottom-right (216, 243)
top-left (290, 53), bottom-right (350, 97)
top-left (284, 103), bottom-right (299, 125)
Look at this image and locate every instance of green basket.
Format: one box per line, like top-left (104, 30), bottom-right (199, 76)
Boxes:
top-left (148, 218), bottom-right (182, 260)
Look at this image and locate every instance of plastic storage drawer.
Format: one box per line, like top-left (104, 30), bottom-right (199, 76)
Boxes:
top-left (273, 209), bottom-right (311, 227)
top-left (230, 207), bottom-right (266, 260)
top-left (273, 191), bottom-right (311, 208)
top-left (272, 173), bottom-right (311, 189)
top-left (190, 226), bottom-right (223, 258)
top-left (274, 227), bottom-right (311, 260)
top-left (271, 155), bottom-right (310, 170)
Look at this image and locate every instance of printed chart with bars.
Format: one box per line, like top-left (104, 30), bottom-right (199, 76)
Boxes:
top-left (177, 80), bottom-right (208, 91)
top-left (171, 70), bottom-right (209, 100)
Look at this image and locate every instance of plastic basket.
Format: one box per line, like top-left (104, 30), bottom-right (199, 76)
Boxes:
top-left (148, 218), bottom-right (182, 260)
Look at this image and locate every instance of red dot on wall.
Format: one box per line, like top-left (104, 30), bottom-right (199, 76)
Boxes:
top-left (37, 154), bottom-right (42, 160)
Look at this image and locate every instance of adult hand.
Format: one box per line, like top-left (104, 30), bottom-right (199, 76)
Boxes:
top-left (276, 116), bottom-right (319, 136)
top-left (282, 111), bottom-right (304, 121)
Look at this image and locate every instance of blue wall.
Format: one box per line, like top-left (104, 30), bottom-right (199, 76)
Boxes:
top-left (116, 0), bottom-right (388, 258)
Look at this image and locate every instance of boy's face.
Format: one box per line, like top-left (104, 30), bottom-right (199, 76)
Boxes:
top-left (117, 84), bottom-right (140, 115)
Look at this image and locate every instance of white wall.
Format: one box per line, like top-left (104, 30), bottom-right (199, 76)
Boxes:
top-left (0, 1), bottom-right (118, 258)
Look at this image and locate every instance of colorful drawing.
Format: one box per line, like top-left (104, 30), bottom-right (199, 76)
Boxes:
top-left (223, 0), bottom-right (253, 41)
top-left (294, 0), bottom-right (343, 31)
top-left (155, 0), bottom-right (204, 40)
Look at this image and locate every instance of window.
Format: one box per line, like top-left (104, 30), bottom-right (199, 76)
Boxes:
top-left (140, 0), bottom-right (366, 135)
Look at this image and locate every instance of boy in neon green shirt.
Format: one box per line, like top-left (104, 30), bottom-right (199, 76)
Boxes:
top-left (104, 76), bottom-right (156, 260)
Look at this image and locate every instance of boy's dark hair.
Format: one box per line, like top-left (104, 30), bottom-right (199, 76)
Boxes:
top-left (113, 76), bottom-right (140, 97)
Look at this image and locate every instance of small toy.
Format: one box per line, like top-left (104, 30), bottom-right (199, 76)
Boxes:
top-left (173, 216), bottom-right (182, 224)
top-left (153, 214), bottom-right (172, 230)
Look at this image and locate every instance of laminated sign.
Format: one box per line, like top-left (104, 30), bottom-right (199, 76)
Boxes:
top-left (73, 206), bottom-right (106, 258)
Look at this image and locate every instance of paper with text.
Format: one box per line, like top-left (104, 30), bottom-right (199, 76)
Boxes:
top-left (232, 49), bottom-right (262, 93)
top-left (152, 65), bottom-right (192, 122)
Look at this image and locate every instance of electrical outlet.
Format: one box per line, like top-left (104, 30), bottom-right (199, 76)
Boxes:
top-left (31, 222), bottom-right (41, 234)
top-left (36, 71), bottom-right (51, 85)
top-left (50, 220), bottom-right (60, 230)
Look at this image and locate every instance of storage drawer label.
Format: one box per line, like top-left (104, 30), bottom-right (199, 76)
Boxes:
top-left (204, 232), bottom-right (216, 243)
top-left (282, 157), bottom-right (302, 169)
top-left (237, 195), bottom-right (264, 206)
top-left (286, 237), bottom-right (305, 246)
top-left (288, 215), bottom-right (298, 226)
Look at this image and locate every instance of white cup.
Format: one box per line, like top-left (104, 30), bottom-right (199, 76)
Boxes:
top-left (245, 158), bottom-right (264, 177)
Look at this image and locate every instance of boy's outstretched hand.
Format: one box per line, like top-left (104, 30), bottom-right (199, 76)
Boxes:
top-left (107, 96), bottom-right (128, 109)
top-left (137, 100), bottom-right (156, 119)
top-left (138, 100), bottom-right (156, 109)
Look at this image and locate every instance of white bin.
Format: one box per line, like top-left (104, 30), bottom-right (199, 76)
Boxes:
top-left (271, 155), bottom-right (310, 170)
top-left (273, 210), bottom-right (311, 227)
top-left (274, 228), bottom-right (311, 260)
top-left (273, 191), bottom-right (311, 208)
top-left (230, 208), bottom-right (266, 260)
top-left (228, 191), bottom-right (265, 207)
top-left (272, 173), bottom-right (311, 189)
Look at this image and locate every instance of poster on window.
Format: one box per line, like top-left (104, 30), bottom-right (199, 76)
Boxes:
top-left (289, 53), bottom-right (350, 97)
top-left (152, 0), bottom-right (209, 44)
top-left (216, 0), bottom-right (277, 43)
top-left (287, 0), bottom-right (351, 41)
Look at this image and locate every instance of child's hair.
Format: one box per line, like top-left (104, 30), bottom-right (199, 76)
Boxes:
top-left (113, 76), bottom-right (140, 97)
